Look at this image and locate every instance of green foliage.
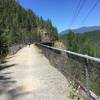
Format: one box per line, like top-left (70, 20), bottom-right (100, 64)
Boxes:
top-left (0, 33), bottom-right (9, 62)
top-left (69, 81), bottom-right (82, 99)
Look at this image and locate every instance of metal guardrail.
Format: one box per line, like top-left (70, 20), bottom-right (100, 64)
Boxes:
top-left (37, 43), bottom-right (100, 62)
top-left (37, 43), bottom-right (100, 100)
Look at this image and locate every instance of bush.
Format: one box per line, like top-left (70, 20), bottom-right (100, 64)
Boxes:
top-left (0, 34), bottom-right (9, 63)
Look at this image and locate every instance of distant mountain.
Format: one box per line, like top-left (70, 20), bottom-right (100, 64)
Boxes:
top-left (61, 26), bottom-right (100, 34)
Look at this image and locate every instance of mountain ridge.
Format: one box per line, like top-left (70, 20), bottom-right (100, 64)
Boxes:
top-left (61, 26), bottom-right (100, 34)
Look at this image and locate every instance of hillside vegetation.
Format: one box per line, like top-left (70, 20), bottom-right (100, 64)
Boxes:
top-left (61, 30), bottom-right (100, 58)
top-left (80, 30), bottom-right (100, 43)
top-left (0, 0), bottom-right (58, 61)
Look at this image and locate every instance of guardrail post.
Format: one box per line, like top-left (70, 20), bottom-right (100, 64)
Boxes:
top-left (85, 58), bottom-right (91, 100)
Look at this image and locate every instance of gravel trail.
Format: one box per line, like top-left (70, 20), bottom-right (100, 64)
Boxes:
top-left (0, 44), bottom-right (70, 100)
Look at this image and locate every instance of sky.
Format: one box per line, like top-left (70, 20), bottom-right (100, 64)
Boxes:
top-left (19, 0), bottom-right (100, 32)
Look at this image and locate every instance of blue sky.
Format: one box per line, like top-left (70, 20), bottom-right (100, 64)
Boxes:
top-left (19, 0), bottom-right (100, 32)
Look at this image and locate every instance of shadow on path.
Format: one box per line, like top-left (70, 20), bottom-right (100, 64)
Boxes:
top-left (6, 56), bottom-right (15, 60)
top-left (0, 72), bottom-right (16, 93)
top-left (0, 64), bottom-right (17, 70)
top-left (0, 64), bottom-right (31, 100)
top-left (7, 86), bottom-right (32, 100)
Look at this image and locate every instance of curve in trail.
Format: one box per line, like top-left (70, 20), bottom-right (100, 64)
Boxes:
top-left (0, 44), bottom-right (70, 100)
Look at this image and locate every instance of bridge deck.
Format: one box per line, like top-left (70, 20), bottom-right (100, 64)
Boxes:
top-left (0, 44), bottom-right (70, 100)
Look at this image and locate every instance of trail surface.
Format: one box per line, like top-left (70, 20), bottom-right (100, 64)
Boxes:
top-left (0, 44), bottom-right (70, 100)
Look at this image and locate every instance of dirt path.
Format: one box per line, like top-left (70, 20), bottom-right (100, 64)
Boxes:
top-left (0, 44), bottom-right (70, 100)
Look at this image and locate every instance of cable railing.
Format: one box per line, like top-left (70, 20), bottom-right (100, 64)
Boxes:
top-left (36, 43), bottom-right (100, 100)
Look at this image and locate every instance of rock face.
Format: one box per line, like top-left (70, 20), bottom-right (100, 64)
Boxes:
top-left (54, 41), bottom-right (67, 49)
top-left (41, 32), bottom-right (51, 43)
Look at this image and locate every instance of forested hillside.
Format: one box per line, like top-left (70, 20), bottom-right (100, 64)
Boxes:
top-left (0, 0), bottom-right (58, 61)
top-left (61, 30), bottom-right (100, 58)
top-left (80, 30), bottom-right (100, 43)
